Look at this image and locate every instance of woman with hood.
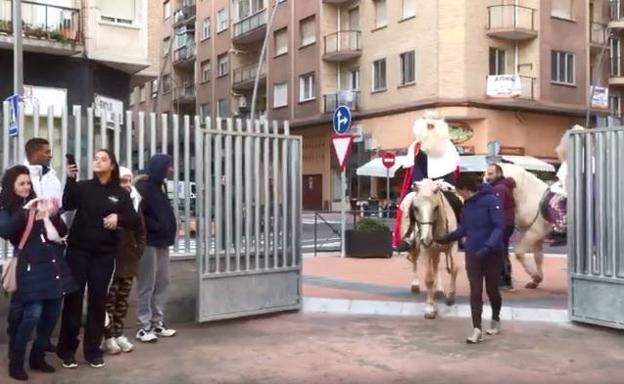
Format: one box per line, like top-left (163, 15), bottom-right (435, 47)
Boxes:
top-left (103, 167), bottom-right (146, 355)
top-left (57, 149), bottom-right (140, 369)
top-left (0, 165), bottom-right (77, 381)
top-left (437, 173), bottom-right (505, 344)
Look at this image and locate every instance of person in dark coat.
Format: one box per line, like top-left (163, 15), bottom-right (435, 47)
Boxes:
top-left (135, 154), bottom-right (178, 342)
top-left (57, 149), bottom-right (140, 369)
top-left (0, 165), bottom-right (77, 381)
top-left (103, 167), bottom-right (146, 355)
top-left (486, 164), bottom-right (516, 290)
top-left (437, 174), bottom-right (505, 344)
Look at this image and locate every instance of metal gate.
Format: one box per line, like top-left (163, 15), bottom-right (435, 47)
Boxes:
top-left (568, 127), bottom-right (624, 329)
top-left (194, 118), bottom-right (302, 322)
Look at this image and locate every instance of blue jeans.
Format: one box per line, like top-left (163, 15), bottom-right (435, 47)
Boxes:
top-left (9, 298), bottom-right (62, 356)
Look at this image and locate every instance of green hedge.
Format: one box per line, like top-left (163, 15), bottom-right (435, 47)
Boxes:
top-left (354, 218), bottom-right (389, 232)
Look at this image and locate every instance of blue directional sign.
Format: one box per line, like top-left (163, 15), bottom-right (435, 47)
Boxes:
top-left (332, 105), bottom-right (352, 134)
top-left (7, 95), bottom-right (20, 137)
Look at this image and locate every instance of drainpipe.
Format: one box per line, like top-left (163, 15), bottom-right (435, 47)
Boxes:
top-left (514, 0), bottom-right (519, 75)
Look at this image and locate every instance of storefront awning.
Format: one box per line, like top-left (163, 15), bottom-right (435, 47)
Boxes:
top-left (356, 156), bottom-right (411, 178)
top-left (459, 155), bottom-right (556, 173)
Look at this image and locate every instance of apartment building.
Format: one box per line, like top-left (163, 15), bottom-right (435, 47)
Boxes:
top-left (132, 0), bottom-right (609, 210)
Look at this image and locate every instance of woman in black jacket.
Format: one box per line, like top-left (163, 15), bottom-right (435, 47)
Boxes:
top-left (57, 149), bottom-right (139, 369)
top-left (0, 165), bottom-right (77, 381)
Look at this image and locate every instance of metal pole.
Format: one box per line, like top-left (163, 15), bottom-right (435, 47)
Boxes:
top-left (250, 1), bottom-right (281, 122)
top-left (386, 168), bottom-right (390, 203)
top-left (586, 32), bottom-right (611, 128)
top-left (340, 170), bottom-right (346, 258)
top-left (13, 0), bottom-right (23, 97)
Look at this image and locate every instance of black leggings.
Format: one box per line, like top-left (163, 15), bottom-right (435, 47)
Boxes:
top-left (466, 251), bottom-right (503, 330)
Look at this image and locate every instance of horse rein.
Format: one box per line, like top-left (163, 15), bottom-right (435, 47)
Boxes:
top-left (412, 194), bottom-right (454, 275)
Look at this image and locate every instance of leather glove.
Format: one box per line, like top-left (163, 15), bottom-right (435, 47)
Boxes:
top-left (475, 247), bottom-right (491, 258)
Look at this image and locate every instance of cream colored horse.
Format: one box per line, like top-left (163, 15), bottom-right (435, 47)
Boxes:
top-left (402, 179), bottom-right (460, 319)
top-left (499, 163), bottom-right (551, 289)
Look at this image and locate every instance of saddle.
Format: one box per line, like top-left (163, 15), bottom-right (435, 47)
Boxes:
top-left (539, 190), bottom-right (555, 224)
top-left (442, 190), bottom-right (463, 224)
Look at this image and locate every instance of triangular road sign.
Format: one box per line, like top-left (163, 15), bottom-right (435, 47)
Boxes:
top-left (331, 134), bottom-right (354, 172)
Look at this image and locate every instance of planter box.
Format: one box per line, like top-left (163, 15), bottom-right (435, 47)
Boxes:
top-left (345, 229), bottom-right (392, 258)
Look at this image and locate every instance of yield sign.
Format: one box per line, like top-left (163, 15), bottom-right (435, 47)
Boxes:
top-left (331, 134), bottom-right (354, 172)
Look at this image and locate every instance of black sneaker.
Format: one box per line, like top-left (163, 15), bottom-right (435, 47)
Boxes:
top-left (62, 356), bottom-right (78, 369)
top-left (87, 357), bottom-right (105, 368)
top-left (30, 357), bottom-right (56, 373)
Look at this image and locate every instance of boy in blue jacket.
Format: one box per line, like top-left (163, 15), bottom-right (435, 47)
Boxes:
top-left (438, 173), bottom-right (505, 344)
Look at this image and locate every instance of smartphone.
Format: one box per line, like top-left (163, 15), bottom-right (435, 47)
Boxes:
top-left (65, 154), bottom-right (76, 165)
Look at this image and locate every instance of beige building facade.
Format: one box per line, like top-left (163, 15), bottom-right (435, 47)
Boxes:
top-left (131, 0), bottom-right (610, 210)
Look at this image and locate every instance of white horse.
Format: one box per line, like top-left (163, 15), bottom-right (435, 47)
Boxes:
top-left (499, 163), bottom-right (552, 289)
top-left (403, 179), bottom-right (460, 319)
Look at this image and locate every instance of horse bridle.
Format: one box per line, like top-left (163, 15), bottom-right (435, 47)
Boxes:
top-left (411, 195), bottom-right (454, 274)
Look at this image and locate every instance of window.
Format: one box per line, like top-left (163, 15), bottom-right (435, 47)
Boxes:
top-left (372, 58), bottom-right (387, 91)
top-left (299, 73), bottom-right (315, 102)
top-left (164, 1), bottom-right (171, 20)
top-left (273, 82), bottom-right (288, 108)
top-left (350, 67), bottom-right (360, 90)
top-left (151, 80), bottom-right (158, 97)
top-left (217, 8), bottom-right (228, 32)
top-left (611, 38), bottom-right (621, 76)
top-left (374, 0), bottom-right (387, 28)
top-left (217, 54), bottom-right (228, 77)
top-left (402, 0), bottom-right (416, 19)
top-left (130, 87), bottom-right (137, 105)
top-left (489, 48), bottom-right (506, 75)
top-left (300, 16), bottom-right (316, 47)
top-left (551, 50), bottom-right (575, 85)
top-left (400, 51), bottom-right (416, 85)
top-left (97, 0), bottom-right (135, 24)
top-left (140, 85), bottom-right (146, 102)
top-left (200, 103), bottom-right (211, 119)
top-left (163, 37), bottom-right (170, 57)
top-left (610, 95), bottom-right (621, 117)
top-left (202, 17), bottom-right (211, 40)
top-left (217, 98), bottom-right (229, 117)
top-left (274, 28), bottom-right (288, 56)
top-left (235, 0), bottom-right (265, 20)
top-left (551, 0), bottom-right (573, 20)
top-left (162, 75), bottom-right (171, 93)
top-left (174, 27), bottom-right (188, 49)
top-left (201, 60), bottom-right (211, 82)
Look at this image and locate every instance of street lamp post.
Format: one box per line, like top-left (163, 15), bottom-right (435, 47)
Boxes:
top-left (586, 29), bottom-right (614, 128)
top-left (13, 0), bottom-right (23, 97)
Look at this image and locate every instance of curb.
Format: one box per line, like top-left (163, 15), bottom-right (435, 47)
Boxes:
top-left (303, 297), bottom-right (570, 323)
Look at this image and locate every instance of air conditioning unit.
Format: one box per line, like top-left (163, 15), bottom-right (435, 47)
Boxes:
top-left (365, 137), bottom-right (379, 151)
top-left (238, 96), bottom-right (248, 108)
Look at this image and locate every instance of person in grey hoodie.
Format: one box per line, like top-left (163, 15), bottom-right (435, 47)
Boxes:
top-left (135, 154), bottom-right (178, 342)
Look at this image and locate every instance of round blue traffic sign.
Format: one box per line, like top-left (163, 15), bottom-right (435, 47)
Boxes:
top-left (332, 105), bottom-right (352, 134)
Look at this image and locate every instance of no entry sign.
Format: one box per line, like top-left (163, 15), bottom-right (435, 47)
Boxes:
top-left (382, 152), bottom-right (396, 169)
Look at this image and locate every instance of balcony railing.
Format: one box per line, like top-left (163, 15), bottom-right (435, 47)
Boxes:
top-left (610, 55), bottom-right (623, 77)
top-left (324, 30), bottom-right (361, 55)
top-left (174, 1), bottom-right (196, 25)
top-left (232, 63), bottom-right (266, 87)
top-left (591, 22), bottom-right (608, 46)
top-left (0, 0), bottom-right (81, 44)
top-left (175, 84), bottom-right (196, 101)
top-left (323, 90), bottom-right (360, 113)
top-left (610, 0), bottom-right (624, 21)
top-left (487, 4), bottom-right (536, 39)
top-left (174, 43), bottom-right (196, 64)
top-left (234, 8), bottom-right (267, 38)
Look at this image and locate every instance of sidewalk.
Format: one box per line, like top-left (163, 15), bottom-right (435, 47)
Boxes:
top-left (1, 314), bottom-right (622, 383)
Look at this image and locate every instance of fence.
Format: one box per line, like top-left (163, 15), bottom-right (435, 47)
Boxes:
top-left (0, 101), bottom-right (256, 264)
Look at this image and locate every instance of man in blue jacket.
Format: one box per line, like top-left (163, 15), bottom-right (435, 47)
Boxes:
top-left (438, 174), bottom-right (505, 344)
top-left (135, 154), bottom-right (178, 342)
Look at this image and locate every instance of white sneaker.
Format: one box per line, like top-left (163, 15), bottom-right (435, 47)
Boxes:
top-left (153, 322), bottom-right (177, 337)
top-left (466, 328), bottom-right (484, 344)
top-left (116, 335), bottom-right (134, 353)
top-left (103, 337), bottom-right (121, 355)
top-left (486, 320), bottom-right (501, 336)
top-left (136, 328), bottom-right (158, 343)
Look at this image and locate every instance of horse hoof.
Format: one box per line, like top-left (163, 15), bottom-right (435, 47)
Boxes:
top-left (445, 293), bottom-right (456, 307)
top-left (434, 291), bottom-right (445, 301)
top-left (424, 312), bottom-right (437, 320)
top-left (525, 281), bottom-right (539, 289)
top-left (411, 285), bottom-right (420, 295)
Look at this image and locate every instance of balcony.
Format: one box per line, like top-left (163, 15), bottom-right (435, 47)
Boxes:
top-left (174, 84), bottom-right (196, 105)
top-left (610, 1), bottom-right (624, 28)
top-left (486, 4), bottom-right (537, 41)
top-left (232, 63), bottom-right (266, 91)
top-left (323, 90), bottom-right (360, 113)
top-left (0, 0), bottom-right (81, 56)
top-left (485, 75), bottom-right (535, 100)
top-left (610, 55), bottom-right (624, 86)
top-left (173, 44), bottom-right (196, 68)
top-left (322, 0), bottom-right (356, 4)
top-left (591, 22), bottom-right (608, 53)
top-left (518, 76), bottom-right (535, 100)
top-left (233, 9), bottom-right (267, 46)
top-left (323, 31), bottom-right (361, 62)
top-left (173, 1), bottom-right (196, 27)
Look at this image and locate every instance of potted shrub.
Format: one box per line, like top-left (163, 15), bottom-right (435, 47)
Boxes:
top-left (345, 218), bottom-right (392, 258)
top-left (0, 20), bottom-right (12, 34)
top-left (50, 30), bottom-right (67, 43)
